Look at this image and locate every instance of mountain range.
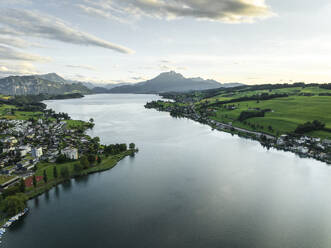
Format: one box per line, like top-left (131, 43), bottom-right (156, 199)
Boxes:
top-left (0, 74), bottom-right (91, 95)
top-left (0, 72), bottom-right (243, 95)
top-left (107, 71), bottom-right (242, 94)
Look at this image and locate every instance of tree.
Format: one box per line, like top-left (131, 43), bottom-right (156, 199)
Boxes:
top-left (89, 118), bottom-right (94, 123)
top-left (56, 154), bottom-right (67, 164)
top-left (32, 175), bottom-right (37, 189)
top-left (129, 143), bottom-right (135, 150)
top-left (0, 193), bottom-right (27, 216)
top-left (87, 154), bottom-right (96, 164)
top-left (74, 163), bottom-right (83, 173)
top-left (19, 179), bottom-right (26, 193)
top-left (43, 170), bottom-right (48, 183)
top-left (80, 155), bottom-right (89, 169)
top-left (60, 166), bottom-right (70, 180)
top-left (53, 166), bottom-right (58, 179)
top-left (97, 156), bottom-right (102, 164)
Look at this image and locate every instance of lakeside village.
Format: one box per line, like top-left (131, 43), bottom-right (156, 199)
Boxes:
top-left (0, 110), bottom-right (94, 189)
top-left (0, 106), bottom-right (136, 234)
top-left (145, 101), bottom-right (331, 165)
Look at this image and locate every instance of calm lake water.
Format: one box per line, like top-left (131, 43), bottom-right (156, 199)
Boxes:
top-left (4, 94), bottom-right (331, 248)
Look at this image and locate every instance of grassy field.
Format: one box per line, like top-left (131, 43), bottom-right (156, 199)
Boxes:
top-left (0, 175), bottom-right (15, 185)
top-left (0, 104), bottom-right (43, 120)
top-left (25, 151), bottom-right (132, 196)
top-left (200, 86), bottom-right (331, 138)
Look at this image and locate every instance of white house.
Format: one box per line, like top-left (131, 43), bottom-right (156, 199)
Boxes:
top-left (61, 147), bottom-right (78, 160)
top-left (19, 145), bottom-right (31, 157)
top-left (323, 139), bottom-right (331, 147)
top-left (32, 147), bottom-right (43, 158)
top-left (297, 146), bottom-right (309, 154)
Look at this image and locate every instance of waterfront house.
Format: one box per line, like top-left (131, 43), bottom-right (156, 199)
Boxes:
top-left (61, 147), bottom-right (79, 160)
top-left (32, 147), bottom-right (43, 158)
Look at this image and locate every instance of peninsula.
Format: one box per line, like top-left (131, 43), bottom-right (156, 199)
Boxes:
top-left (0, 94), bottom-right (136, 224)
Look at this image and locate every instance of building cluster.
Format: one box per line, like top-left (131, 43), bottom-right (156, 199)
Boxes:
top-left (276, 135), bottom-right (331, 161)
top-left (0, 118), bottom-right (81, 178)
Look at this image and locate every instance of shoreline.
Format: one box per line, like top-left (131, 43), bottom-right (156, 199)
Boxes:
top-left (0, 95), bottom-right (138, 228)
top-left (145, 102), bottom-right (331, 165)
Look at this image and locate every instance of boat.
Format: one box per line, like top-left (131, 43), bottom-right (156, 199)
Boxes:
top-left (0, 208), bottom-right (29, 239)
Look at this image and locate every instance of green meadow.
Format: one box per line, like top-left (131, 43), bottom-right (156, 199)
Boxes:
top-left (201, 86), bottom-right (331, 138)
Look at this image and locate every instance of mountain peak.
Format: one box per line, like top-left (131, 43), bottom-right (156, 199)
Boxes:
top-left (36, 73), bottom-right (67, 84)
top-left (156, 71), bottom-right (184, 80)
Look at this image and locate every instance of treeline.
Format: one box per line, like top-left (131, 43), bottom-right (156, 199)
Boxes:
top-left (208, 93), bottom-right (288, 108)
top-left (294, 120), bottom-right (325, 134)
top-left (200, 83), bottom-right (311, 100)
top-left (238, 109), bottom-right (271, 122)
top-left (319, 84), bottom-right (331, 90)
top-left (0, 93), bottom-right (84, 112)
top-left (104, 143), bottom-right (128, 155)
top-left (0, 95), bottom-right (47, 112)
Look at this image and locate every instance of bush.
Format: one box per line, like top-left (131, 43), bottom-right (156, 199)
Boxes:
top-left (74, 163), bottom-right (83, 173)
top-left (60, 166), bottom-right (70, 179)
top-left (294, 120), bottom-right (325, 134)
top-left (1, 193), bottom-right (27, 216)
top-left (56, 154), bottom-right (68, 164)
top-left (80, 155), bottom-right (89, 169)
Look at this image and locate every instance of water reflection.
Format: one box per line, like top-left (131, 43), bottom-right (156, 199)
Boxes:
top-left (54, 185), bottom-right (60, 199)
top-left (74, 175), bottom-right (89, 186)
top-left (33, 197), bottom-right (39, 209)
top-left (62, 180), bottom-right (72, 192)
top-left (43, 190), bottom-right (49, 204)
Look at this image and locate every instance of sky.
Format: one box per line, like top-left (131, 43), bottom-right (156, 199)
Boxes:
top-left (0, 0), bottom-right (331, 85)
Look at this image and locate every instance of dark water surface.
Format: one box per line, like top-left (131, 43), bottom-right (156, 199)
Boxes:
top-left (4, 94), bottom-right (331, 248)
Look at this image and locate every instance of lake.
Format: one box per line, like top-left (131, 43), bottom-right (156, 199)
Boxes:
top-left (4, 94), bottom-right (331, 248)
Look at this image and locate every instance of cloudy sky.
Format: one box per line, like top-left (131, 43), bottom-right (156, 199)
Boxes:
top-left (0, 0), bottom-right (331, 84)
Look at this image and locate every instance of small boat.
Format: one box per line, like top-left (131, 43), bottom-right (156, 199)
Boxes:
top-left (0, 208), bottom-right (29, 239)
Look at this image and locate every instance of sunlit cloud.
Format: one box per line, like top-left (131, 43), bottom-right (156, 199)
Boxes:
top-left (0, 8), bottom-right (134, 54)
top-left (77, 0), bottom-right (274, 23)
top-left (0, 45), bottom-right (51, 62)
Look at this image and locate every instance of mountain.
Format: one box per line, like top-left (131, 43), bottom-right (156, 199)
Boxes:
top-left (36, 73), bottom-right (68, 84)
top-left (0, 75), bottom-right (92, 95)
top-left (109, 71), bottom-right (242, 94)
top-left (82, 82), bottom-right (129, 90)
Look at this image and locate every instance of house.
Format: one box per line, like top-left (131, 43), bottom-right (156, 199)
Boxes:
top-left (323, 139), bottom-right (331, 147)
top-left (297, 146), bottom-right (309, 154)
top-left (2, 137), bottom-right (18, 146)
top-left (277, 135), bottom-right (287, 146)
top-left (19, 145), bottom-right (31, 157)
top-left (32, 147), bottom-right (43, 158)
top-left (61, 147), bottom-right (78, 160)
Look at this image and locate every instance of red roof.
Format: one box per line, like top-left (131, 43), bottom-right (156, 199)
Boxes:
top-left (25, 176), bottom-right (43, 187)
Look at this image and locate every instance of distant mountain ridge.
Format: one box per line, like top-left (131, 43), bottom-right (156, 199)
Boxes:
top-left (0, 72), bottom-right (244, 95)
top-left (0, 74), bottom-right (91, 95)
top-left (109, 71), bottom-right (243, 94)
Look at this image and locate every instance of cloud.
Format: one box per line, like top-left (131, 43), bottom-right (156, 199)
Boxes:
top-left (0, 35), bottom-right (42, 48)
top-left (66, 64), bottom-right (98, 71)
top-left (0, 9), bottom-right (134, 54)
top-left (131, 76), bottom-right (146, 81)
top-left (77, 0), bottom-right (274, 23)
top-left (0, 45), bottom-right (51, 62)
top-left (0, 62), bottom-right (37, 76)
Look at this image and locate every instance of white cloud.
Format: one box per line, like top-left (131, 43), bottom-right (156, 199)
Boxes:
top-left (77, 0), bottom-right (274, 23)
top-left (0, 35), bottom-right (42, 48)
top-left (66, 64), bottom-right (98, 71)
top-left (0, 45), bottom-right (51, 62)
top-left (0, 8), bottom-right (134, 54)
top-left (0, 62), bottom-right (37, 76)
